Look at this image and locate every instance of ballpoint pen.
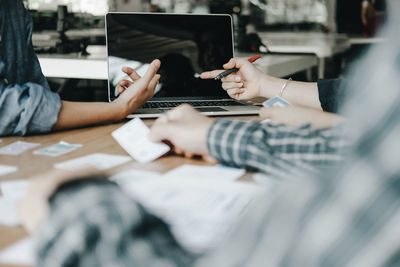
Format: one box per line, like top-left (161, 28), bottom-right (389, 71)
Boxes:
top-left (215, 54), bottom-right (261, 80)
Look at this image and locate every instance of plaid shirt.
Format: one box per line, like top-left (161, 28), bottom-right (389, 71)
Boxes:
top-left (207, 120), bottom-right (349, 178)
top-left (36, 1), bottom-right (400, 265)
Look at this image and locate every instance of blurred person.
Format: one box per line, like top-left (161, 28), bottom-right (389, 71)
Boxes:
top-left (0, 0), bottom-right (160, 136)
top-left (19, 1), bottom-right (400, 267)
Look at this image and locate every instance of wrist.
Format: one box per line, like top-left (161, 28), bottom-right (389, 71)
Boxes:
top-left (109, 100), bottom-right (132, 121)
top-left (259, 75), bottom-right (284, 98)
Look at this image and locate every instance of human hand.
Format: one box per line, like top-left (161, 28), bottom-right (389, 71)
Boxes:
top-left (148, 104), bottom-right (217, 162)
top-left (200, 58), bottom-right (266, 100)
top-left (18, 168), bottom-right (102, 234)
top-left (112, 60), bottom-right (161, 119)
top-left (260, 106), bottom-right (344, 129)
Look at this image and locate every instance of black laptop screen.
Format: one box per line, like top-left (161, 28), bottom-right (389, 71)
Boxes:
top-left (106, 13), bottom-right (234, 101)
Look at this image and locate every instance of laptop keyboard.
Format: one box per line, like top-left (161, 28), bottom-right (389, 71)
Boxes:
top-left (142, 101), bottom-right (244, 108)
top-left (141, 100), bottom-right (245, 109)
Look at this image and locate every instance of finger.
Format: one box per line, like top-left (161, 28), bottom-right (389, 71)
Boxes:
top-left (117, 86), bottom-right (125, 94)
top-left (119, 80), bottom-right (133, 88)
top-left (203, 154), bottom-right (218, 164)
top-left (142, 59), bottom-right (161, 82)
top-left (222, 82), bottom-right (244, 91)
top-left (122, 67), bottom-right (141, 81)
top-left (184, 151), bottom-right (195, 158)
top-left (223, 57), bottom-right (248, 69)
top-left (200, 70), bottom-right (225, 80)
top-left (221, 75), bottom-right (242, 83)
top-left (165, 104), bottom-right (195, 121)
top-left (174, 147), bottom-right (185, 155)
top-left (148, 122), bottom-right (175, 142)
top-left (147, 74), bottom-right (161, 93)
top-left (227, 88), bottom-right (245, 96)
top-left (222, 58), bottom-right (237, 69)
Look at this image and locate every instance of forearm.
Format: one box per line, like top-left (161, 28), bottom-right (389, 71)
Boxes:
top-left (259, 75), bottom-right (322, 110)
top-left (207, 119), bottom-right (349, 177)
top-left (52, 101), bottom-right (124, 130)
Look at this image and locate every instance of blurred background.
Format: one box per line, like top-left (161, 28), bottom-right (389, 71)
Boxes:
top-left (23, 0), bottom-right (387, 102)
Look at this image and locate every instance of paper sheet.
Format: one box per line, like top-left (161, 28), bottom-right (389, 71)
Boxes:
top-left (0, 141), bottom-right (40, 156)
top-left (164, 164), bottom-right (245, 182)
top-left (0, 238), bottom-right (34, 266)
top-left (112, 118), bottom-right (170, 163)
top-left (115, 173), bottom-right (264, 252)
top-left (0, 164), bottom-right (18, 177)
top-left (54, 153), bottom-right (131, 171)
top-left (1, 180), bottom-right (30, 201)
top-left (0, 197), bottom-right (21, 227)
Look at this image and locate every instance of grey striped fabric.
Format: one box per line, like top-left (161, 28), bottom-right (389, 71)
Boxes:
top-left (207, 120), bottom-right (349, 179)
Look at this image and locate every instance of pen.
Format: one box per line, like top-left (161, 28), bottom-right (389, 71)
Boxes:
top-left (215, 54), bottom-right (261, 80)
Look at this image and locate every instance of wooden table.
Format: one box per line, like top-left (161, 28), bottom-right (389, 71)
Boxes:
top-left (0, 116), bottom-right (255, 265)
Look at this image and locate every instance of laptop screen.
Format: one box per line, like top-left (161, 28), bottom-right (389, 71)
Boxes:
top-left (106, 13), bottom-right (234, 101)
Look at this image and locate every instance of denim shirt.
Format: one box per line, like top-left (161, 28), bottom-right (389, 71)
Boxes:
top-left (0, 0), bottom-right (61, 136)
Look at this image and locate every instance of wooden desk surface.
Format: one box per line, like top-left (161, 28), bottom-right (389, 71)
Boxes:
top-left (0, 116), bottom-right (255, 263)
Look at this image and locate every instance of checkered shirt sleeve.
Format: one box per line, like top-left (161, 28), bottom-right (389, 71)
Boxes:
top-left (207, 119), bottom-right (349, 178)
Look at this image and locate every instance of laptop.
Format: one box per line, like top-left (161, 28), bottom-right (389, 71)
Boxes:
top-left (106, 12), bottom-right (260, 118)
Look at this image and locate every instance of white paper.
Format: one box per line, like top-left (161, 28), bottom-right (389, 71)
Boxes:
top-left (0, 197), bottom-right (21, 227)
top-left (116, 174), bottom-right (264, 252)
top-left (0, 238), bottom-right (34, 266)
top-left (54, 153), bottom-right (131, 171)
top-left (164, 164), bottom-right (245, 182)
top-left (0, 164), bottom-right (18, 177)
top-left (112, 118), bottom-right (170, 164)
top-left (1, 180), bottom-right (30, 201)
top-left (111, 169), bottom-right (163, 185)
top-left (0, 141), bottom-right (40, 156)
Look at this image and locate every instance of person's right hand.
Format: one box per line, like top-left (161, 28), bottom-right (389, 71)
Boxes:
top-left (112, 59), bottom-right (161, 119)
top-left (200, 58), bottom-right (265, 100)
top-left (148, 104), bottom-right (217, 162)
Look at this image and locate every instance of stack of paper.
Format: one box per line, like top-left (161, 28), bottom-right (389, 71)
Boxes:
top-left (112, 166), bottom-right (263, 253)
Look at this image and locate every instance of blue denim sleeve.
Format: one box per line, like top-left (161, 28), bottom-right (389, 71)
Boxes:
top-left (0, 78), bottom-right (61, 136)
top-left (0, 2), bottom-right (62, 136)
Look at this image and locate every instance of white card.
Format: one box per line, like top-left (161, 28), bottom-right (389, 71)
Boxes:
top-left (33, 141), bottom-right (82, 157)
top-left (0, 238), bottom-right (34, 266)
top-left (54, 153), bottom-right (131, 171)
top-left (1, 180), bottom-right (30, 201)
top-left (0, 141), bottom-right (40, 156)
top-left (0, 197), bottom-right (21, 227)
top-left (112, 118), bottom-right (170, 164)
top-left (164, 164), bottom-right (245, 182)
top-left (0, 165), bottom-right (18, 177)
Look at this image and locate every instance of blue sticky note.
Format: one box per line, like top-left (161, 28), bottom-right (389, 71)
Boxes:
top-left (263, 96), bottom-right (291, 108)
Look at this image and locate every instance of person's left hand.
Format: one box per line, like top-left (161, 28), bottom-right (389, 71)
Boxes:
top-left (148, 104), bottom-right (217, 162)
top-left (112, 59), bottom-right (161, 119)
top-left (18, 168), bottom-right (102, 234)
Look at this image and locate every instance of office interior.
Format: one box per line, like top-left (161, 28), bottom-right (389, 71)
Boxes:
top-left (25, 0), bottom-right (387, 102)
